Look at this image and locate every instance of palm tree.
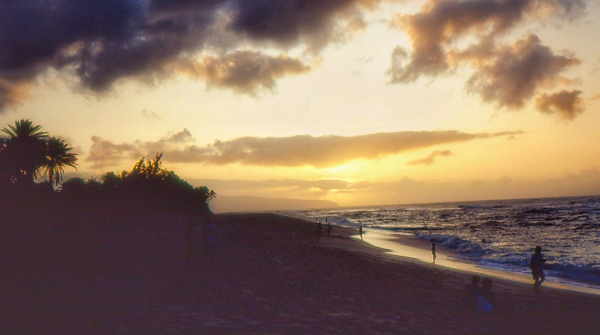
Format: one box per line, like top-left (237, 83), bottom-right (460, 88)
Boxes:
top-left (1, 119), bottom-right (48, 185)
top-left (43, 137), bottom-right (78, 186)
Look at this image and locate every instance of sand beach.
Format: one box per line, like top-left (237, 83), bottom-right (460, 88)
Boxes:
top-left (3, 213), bottom-right (599, 334)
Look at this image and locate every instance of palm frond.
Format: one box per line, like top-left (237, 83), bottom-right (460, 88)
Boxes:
top-left (1, 119), bottom-right (48, 140)
top-left (44, 136), bottom-right (79, 185)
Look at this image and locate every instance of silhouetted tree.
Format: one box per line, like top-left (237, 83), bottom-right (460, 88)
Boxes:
top-left (1, 120), bottom-right (48, 186)
top-left (43, 137), bottom-right (78, 186)
top-left (61, 177), bottom-right (86, 195)
top-left (61, 154), bottom-right (216, 215)
top-left (1, 119), bottom-right (214, 228)
top-left (101, 172), bottom-right (122, 192)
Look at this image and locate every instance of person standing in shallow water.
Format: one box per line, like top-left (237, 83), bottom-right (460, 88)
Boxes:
top-left (431, 241), bottom-right (437, 264)
top-left (530, 246), bottom-right (546, 288)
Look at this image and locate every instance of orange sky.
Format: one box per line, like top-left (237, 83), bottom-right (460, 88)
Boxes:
top-left (1, 1), bottom-right (600, 209)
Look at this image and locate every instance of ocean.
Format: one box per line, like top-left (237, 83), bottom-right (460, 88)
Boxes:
top-left (292, 196), bottom-right (600, 289)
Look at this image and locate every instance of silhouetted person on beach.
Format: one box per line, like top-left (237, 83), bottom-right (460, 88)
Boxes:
top-left (359, 224), bottom-right (364, 240)
top-left (465, 275), bottom-right (495, 313)
top-left (469, 277), bottom-right (494, 313)
top-left (431, 241), bottom-right (437, 264)
top-left (465, 275), bottom-right (481, 312)
top-left (480, 278), bottom-right (495, 312)
top-left (530, 246), bottom-right (546, 288)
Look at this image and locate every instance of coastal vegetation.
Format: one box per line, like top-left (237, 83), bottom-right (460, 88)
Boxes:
top-left (0, 119), bottom-right (215, 217)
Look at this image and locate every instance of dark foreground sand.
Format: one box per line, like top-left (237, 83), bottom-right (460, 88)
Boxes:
top-left (2, 213), bottom-right (599, 334)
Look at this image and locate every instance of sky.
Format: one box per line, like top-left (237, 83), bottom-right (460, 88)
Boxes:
top-left (1, 0), bottom-right (600, 209)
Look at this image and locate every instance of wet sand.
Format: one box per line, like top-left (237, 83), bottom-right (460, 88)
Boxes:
top-left (3, 213), bottom-right (599, 334)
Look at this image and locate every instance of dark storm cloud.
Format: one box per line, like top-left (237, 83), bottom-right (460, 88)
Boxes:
top-left (407, 150), bottom-right (453, 166)
top-left (149, 0), bottom-right (224, 14)
top-left (176, 51), bottom-right (310, 95)
top-left (536, 90), bottom-right (584, 120)
top-left (0, 0), bottom-right (215, 103)
top-left (0, 0), bottom-right (396, 111)
top-left (86, 129), bottom-right (522, 169)
top-left (229, 0), bottom-right (386, 51)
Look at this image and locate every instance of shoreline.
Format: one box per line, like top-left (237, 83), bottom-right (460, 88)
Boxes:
top-left (355, 228), bottom-right (600, 296)
top-left (286, 211), bottom-right (600, 297)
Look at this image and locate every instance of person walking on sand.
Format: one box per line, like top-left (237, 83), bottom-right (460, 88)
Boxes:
top-left (480, 278), bottom-right (495, 312)
top-left (530, 246), bottom-right (546, 288)
top-left (431, 241), bottom-right (437, 264)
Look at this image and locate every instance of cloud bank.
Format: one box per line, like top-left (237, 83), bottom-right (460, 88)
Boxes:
top-left (176, 51), bottom-right (310, 95)
top-left (389, 0), bottom-right (587, 117)
top-left (389, 0), bottom-right (584, 82)
top-left (87, 129), bottom-right (522, 169)
top-left (88, 129), bottom-right (194, 169)
top-left (0, 0), bottom-right (395, 111)
top-left (190, 169), bottom-right (600, 208)
top-left (0, 0), bottom-right (590, 120)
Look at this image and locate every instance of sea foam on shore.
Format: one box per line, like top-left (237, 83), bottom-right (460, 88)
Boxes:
top-left (292, 196), bottom-right (600, 291)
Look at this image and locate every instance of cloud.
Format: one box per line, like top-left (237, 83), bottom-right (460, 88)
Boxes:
top-left (211, 196), bottom-right (339, 213)
top-left (86, 129), bottom-right (522, 169)
top-left (0, 79), bottom-right (29, 112)
top-left (1, 0), bottom-right (586, 114)
top-left (164, 129), bottom-right (194, 144)
top-left (188, 178), bottom-right (352, 200)
top-left (536, 90), bottom-right (584, 120)
top-left (87, 129), bottom-right (194, 169)
top-left (176, 51), bottom-right (310, 95)
top-left (342, 169), bottom-right (600, 205)
top-left (389, 0), bottom-right (585, 82)
top-left (408, 150), bottom-right (453, 166)
top-left (388, 0), bottom-right (585, 112)
top-left (590, 94), bottom-right (600, 101)
top-left (465, 35), bottom-right (580, 109)
top-left (0, 0), bottom-right (397, 110)
top-left (228, 0), bottom-right (390, 52)
top-left (87, 137), bottom-right (141, 170)
top-left (141, 109), bottom-right (162, 120)
top-left (192, 168), bottom-right (600, 208)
